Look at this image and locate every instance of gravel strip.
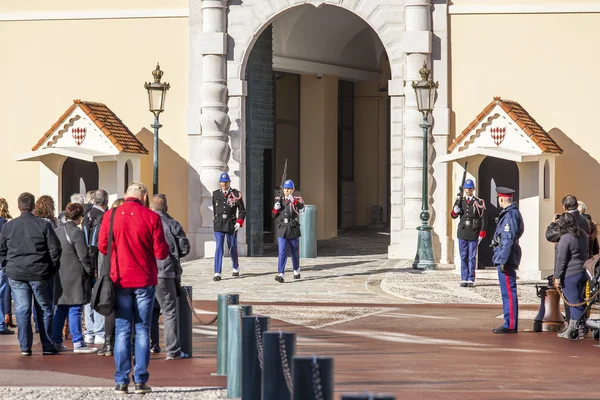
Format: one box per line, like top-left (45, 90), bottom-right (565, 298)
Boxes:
top-left (0, 387), bottom-right (225, 399)
top-left (381, 263), bottom-right (547, 304)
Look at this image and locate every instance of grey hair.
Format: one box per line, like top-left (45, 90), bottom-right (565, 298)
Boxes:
top-left (151, 194), bottom-right (167, 212)
top-left (94, 189), bottom-right (109, 207)
top-left (70, 193), bottom-right (84, 204)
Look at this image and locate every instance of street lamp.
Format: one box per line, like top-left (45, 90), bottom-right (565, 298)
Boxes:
top-left (144, 63), bottom-right (170, 194)
top-left (411, 61), bottom-right (439, 270)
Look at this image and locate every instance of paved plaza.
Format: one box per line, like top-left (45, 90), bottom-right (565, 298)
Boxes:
top-left (0, 229), bottom-right (597, 399)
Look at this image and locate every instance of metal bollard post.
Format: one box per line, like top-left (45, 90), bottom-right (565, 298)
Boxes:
top-left (227, 305), bottom-right (252, 399)
top-left (241, 316), bottom-right (270, 400)
top-left (176, 285), bottom-right (193, 357)
top-left (341, 394), bottom-right (396, 400)
top-left (262, 331), bottom-right (296, 400)
top-left (299, 205), bottom-right (317, 258)
top-left (292, 355), bottom-right (334, 400)
top-left (217, 294), bottom-right (239, 376)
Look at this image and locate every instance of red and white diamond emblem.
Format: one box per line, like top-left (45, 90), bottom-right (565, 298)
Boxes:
top-left (71, 127), bottom-right (86, 146)
top-left (490, 127), bottom-right (506, 146)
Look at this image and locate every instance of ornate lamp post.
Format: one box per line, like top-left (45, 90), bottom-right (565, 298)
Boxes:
top-left (412, 62), bottom-right (438, 270)
top-left (144, 63), bottom-right (170, 194)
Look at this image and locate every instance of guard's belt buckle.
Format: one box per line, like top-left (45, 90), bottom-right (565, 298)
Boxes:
top-left (222, 214), bottom-right (228, 219)
top-left (284, 218), bottom-right (289, 224)
top-left (465, 220), bottom-right (471, 226)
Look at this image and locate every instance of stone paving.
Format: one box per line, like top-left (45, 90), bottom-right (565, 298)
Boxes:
top-left (0, 228), bottom-right (567, 398)
top-left (180, 227), bottom-right (546, 306)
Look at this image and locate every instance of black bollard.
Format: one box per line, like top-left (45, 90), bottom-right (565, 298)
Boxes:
top-left (341, 394), bottom-right (396, 400)
top-left (292, 356), bottom-right (334, 400)
top-left (242, 316), bottom-right (270, 400)
top-left (176, 285), bottom-right (193, 356)
top-left (262, 331), bottom-right (296, 400)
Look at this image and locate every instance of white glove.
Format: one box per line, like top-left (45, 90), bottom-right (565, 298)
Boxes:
top-left (234, 222), bottom-right (241, 231)
top-left (274, 202), bottom-right (282, 210)
top-left (288, 194), bottom-right (294, 203)
top-left (453, 206), bottom-right (460, 214)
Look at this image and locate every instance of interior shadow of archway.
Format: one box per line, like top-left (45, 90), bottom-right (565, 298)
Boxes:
top-left (549, 127), bottom-right (600, 218)
top-left (135, 127), bottom-right (190, 231)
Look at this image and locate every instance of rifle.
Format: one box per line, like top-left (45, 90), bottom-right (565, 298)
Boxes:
top-left (277, 159), bottom-right (288, 203)
top-left (457, 160), bottom-right (468, 198)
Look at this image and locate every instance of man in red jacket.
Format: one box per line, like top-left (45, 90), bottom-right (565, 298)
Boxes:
top-left (98, 181), bottom-right (169, 395)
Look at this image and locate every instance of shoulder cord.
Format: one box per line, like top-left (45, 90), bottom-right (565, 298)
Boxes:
top-left (227, 190), bottom-right (242, 207)
top-left (291, 197), bottom-right (305, 216)
top-left (474, 198), bottom-right (486, 217)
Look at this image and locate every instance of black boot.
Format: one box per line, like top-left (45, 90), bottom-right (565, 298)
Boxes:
top-left (97, 336), bottom-right (114, 356)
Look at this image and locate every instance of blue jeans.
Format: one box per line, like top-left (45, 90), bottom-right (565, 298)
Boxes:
top-left (53, 305), bottom-right (84, 346)
top-left (562, 271), bottom-right (587, 321)
top-left (114, 286), bottom-right (156, 386)
top-left (277, 237), bottom-right (300, 274)
top-left (214, 231), bottom-right (239, 273)
top-left (84, 303), bottom-right (105, 339)
top-left (0, 268), bottom-right (7, 331)
top-left (9, 278), bottom-right (55, 352)
top-left (458, 239), bottom-right (478, 282)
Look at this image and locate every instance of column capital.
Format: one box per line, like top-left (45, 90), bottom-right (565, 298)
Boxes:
top-left (228, 79), bottom-right (247, 97)
top-left (405, 0), bottom-right (432, 7)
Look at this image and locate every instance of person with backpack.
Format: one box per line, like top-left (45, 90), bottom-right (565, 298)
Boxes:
top-left (82, 190), bottom-right (108, 346)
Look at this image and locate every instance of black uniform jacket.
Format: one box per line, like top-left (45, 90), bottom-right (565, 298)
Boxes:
top-left (273, 197), bottom-right (304, 239)
top-left (212, 188), bottom-right (246, 233)
top-left (451, 196), bottom-right (487, 241)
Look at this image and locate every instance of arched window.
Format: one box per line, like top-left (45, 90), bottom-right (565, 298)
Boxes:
top-left (124, 160), bottom-right (133, 193)
top-left (543, 160), bottom-right (550, 199)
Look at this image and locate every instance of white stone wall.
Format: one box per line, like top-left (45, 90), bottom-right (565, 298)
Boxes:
top-left (188, 0), bottom-right (450, 261)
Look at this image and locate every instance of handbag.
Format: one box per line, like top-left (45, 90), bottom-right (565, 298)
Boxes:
top-left (584, 254), bottom-right (600, 280)
top-left (90, 208), bottom-right (117, 316)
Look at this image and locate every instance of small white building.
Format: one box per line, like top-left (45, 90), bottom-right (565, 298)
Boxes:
top-left (16, 100), bottom-right (148, 208)
top-left (438, 97), bottom-right (562, 279)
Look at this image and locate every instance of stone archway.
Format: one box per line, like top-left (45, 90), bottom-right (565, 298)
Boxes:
top-left (187, 0), bottom-right (450, 261)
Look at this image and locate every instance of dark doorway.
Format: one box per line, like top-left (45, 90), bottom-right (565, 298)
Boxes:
top-left (61, 157), bottom-right (99, 210)
top-left (338, 80), bottom-right (355, 229)
top-left (478, 157), bottom-right (519, 268)
top-left (263, 149), bottom-right (274, 244)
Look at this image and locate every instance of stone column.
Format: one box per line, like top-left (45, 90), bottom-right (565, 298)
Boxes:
top-left (431, 0), bottom-right (450, 264)
top-left (389, 0), bottom-right (433, 259)
top-left (191, 0), bottom-right (230, 258)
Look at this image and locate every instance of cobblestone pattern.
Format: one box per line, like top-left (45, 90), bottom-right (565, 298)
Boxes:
top-left (245, 24), bottom-right (274, 256)
top-left (0, 387), bottom-right (225, 399)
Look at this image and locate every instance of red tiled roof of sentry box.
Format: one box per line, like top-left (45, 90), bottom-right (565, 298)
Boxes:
top-left (33, 100), bottom-right (148, 154)
top-left (448, 97), bottom-right (562, 154)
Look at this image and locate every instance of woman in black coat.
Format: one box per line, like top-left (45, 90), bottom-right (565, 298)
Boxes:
top-left (554, 212), bottom-right (589, 339)
top-left (51, 203), bottom-right (97, 353)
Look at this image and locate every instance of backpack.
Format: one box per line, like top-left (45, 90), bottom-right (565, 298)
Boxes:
top-left (83, 210), bottom-right (103, 248)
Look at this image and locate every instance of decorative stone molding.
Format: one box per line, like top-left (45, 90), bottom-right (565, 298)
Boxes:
top-left (197, 0), bottom-right (230, 256)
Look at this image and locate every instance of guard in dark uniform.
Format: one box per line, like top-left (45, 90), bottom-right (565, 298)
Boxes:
top-left (491, 186), bottom-right (524, 334)
top-left (272, 180), bottom-right (304, 283)
top-left (212, 172), bottom-right (246, 281)
top-left (451, 179), bottom-right (487, 287)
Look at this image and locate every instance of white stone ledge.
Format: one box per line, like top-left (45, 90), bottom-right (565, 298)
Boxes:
top-left (228, 79), bottom-right (247, 97)
top-left (449, 4), bottom-right (600, 14)
top-left (403, 31), bottom-right (432, 54)
top-left (0, 8), bottom-right (189, 21)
